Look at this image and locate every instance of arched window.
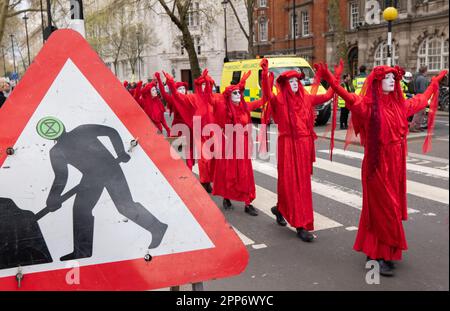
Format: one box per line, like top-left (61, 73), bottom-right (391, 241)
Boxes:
top-left (417, 37), bottom-right (449, 71)
top-left (373, 41), bottom-right (399, 67)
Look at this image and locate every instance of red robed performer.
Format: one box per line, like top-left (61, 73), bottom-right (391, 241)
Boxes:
top-left (192, 70), bottom-right (216, 193)
top-left (316, 63), bottom-right (447, 276)
top-left (212, 71), bottom-right (264, 216)
top-left (155, 72), bottom-right (196, 170)
top-left (159, 71), bottom-right (216, 191)
top-left (140, 79), bottom-right (171, 135)
top-left (259, 58), bottom-right (341, 242)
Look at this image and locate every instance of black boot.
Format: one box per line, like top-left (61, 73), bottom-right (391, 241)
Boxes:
top-left (271, 206), bottom-right (287, 226)
top-left (378, 259), bottom-right (395, 277)
top-left (385, 260), bottom-right (396, 270)
top-left (223, 198), bottom-right (233, 210)
top-left (244, 205), bottom-right (259, 216)
top-left (296, 228), bottom-right (314, 242)
top-left (201, 182), bottom-right (212, 194)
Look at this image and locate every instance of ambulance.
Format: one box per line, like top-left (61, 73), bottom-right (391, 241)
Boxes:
top-left (220, 57), bottom-right (332, 125)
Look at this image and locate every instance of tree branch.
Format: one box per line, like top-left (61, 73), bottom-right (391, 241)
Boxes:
top-left (228, 0), bottom-right (249, 39)
top-left (6, 8), bottom-right (41, 17)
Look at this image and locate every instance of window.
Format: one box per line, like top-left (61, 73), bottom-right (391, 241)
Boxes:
top-left (350, 2), bottom-right (359, 30)
top-left (196, 37), bottom-right (202, 55)
top-left (231, 71), bottom-right (242, 85)
top-left (259, 0), bottom-right (267, 8)
top-left (417, 37), bottom-right (449, 72)
top-left (187, 2), bottom-right (200, 27)
top-left (373, 41), bottom-right (399, 66)
top-left (301, 11), bottom-right (309, 37)
top-left (291, 10), bottom-right (300, 38)
top-left (259, 17), bottom-right (268, 42)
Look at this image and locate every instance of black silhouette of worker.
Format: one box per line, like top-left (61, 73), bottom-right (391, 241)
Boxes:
top-left (41, 120), bottom-right (168, 261)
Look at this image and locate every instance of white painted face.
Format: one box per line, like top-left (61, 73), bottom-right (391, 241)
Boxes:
top-left (382, 73), bottom-right (395, 93)
top-left (177, 86), bottom-right (187, 95)
top-left (289, 77), bottom-right (299, 93)
top-left (151, 86), bottom-right (158, 98)
top-left (231, 90), bottom-right (241, 104)
top-left (201, 83), bottom-right (206, 92)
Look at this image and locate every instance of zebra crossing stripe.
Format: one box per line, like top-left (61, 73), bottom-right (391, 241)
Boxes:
top-left (318, 149), bottom-right (449, 179)
top-left (407, 152), bottom-right (449, 164)
top-left (252, 160), bottom-right (420, 215)
top-left (232, 226), bottom-right (255, 246)
top-left (313, 158), bottom-right (449, 205)
top-left (253, 184), bottom-right (343, 232)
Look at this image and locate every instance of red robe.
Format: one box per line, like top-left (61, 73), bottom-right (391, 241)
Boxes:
top-left (212, 90), bottom-right (263, 205)
top-left (140, 83), bottom-right (170, 134)
top-left (322, 64), bottom-right (444, 261)
top-left (345, 88), bottom-right (434, 260)
top-left (262, 70), bottom-right (334, 230)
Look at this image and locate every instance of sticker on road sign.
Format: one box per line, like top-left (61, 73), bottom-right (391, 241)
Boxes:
top-left (0, 30), bottom-right (248, 291)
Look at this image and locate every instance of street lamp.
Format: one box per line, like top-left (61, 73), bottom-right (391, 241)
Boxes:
top-left (23, 13), bottom-right (31, 67)
top-left (1, 47), bottom-right (6, 76)
top-left (221, 0), bottom-right (229, 63)
top-left (39, 0), bottom-right (45, 44)
top-left (136, 31), bottom-right (141, 81)
top-left (10, 34), bottom-right (17, 82)
top-left (383, 0), bottom-right (398, 67)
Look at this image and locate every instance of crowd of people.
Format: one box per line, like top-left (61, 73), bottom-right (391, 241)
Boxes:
top-left (122, 60), bottom-right (447, 277)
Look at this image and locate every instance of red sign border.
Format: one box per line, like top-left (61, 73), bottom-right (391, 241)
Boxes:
top-left (0, 30), bottom-right (248, 291)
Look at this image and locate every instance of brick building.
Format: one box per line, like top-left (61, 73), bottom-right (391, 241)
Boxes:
top-left (253, 0), bottom-right (448, 77)
top-left (253, 0), bottom-right (330, 64)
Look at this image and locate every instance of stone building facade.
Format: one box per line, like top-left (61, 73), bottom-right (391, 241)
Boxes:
top-left (326, 0), bottom-right (449, 76)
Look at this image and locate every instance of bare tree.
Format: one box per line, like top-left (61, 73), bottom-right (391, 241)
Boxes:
top-left (155, 0), bottom-right (202, 79)
top-left (227, 0), bottom-right (256, 58)
top-left (0, 1), bottom-right (42, 45)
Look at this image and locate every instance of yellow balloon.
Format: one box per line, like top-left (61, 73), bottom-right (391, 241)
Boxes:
top-left (383, 7), bottom-right (398, 21)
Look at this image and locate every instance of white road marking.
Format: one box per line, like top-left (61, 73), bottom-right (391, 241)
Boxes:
top-left (253, 185), bottom-right (343, 232)
top-left (345, 226), bottom-right (359, 231)
top-left (319, 149), bottom-right (449, 179)
top-left (252, 160), bottom-right (420, 214)
top-left (252, 244), bottom-right (268, 250)
top-left (232, 226), bottom-right (255, 246)
top-left (407, 152), bottom-right (449, 164)
top-left (313, 157), bottom-right (449, 205)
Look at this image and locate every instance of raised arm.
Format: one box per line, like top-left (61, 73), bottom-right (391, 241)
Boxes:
top-left (155, 72), bottom-right (175, 109)
top-left (314, 63), bottom-right (358, 107)
top-left (260, 58), bottom-right (274, 101)
top-left (133, 81), bottom-right (143, 102)
top-left (405, 70), bottom-right (448, 117)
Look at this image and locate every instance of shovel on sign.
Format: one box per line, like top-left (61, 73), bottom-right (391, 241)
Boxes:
top-left (0, 186), bottom-right (79, 270)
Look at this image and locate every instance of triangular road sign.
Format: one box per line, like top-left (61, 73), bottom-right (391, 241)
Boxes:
top-left (0, 30), bottom-right (248, 291)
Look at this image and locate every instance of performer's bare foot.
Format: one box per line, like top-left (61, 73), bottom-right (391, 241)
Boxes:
top-left (271, 206), bottom-right (287, 226)
top-left (244, 205), bottom-right (259, 216)
top-left (223, 199), bottom-right (233, 210)
top-left (296, 228), bottom-right (314, 242)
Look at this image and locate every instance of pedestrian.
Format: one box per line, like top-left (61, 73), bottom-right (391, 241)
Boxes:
top-left (140, 79), bottom-right (171, 135)
top-left (353, 65), bottom-right (368, 95)
top-left (0, 78), bottom-right (9, 108)
top-left (339, 74), bottom-right (354, 129)
top-left (212, 71), bottom-right (264, 216)
top-left (401, 71), bottom-right (414, 99)
top-left (410, 66), bottom-right (429, 132)
top-left (260, 58), bottom-right (341, 242)
top-left (316, 62), bottom-right (447, 276)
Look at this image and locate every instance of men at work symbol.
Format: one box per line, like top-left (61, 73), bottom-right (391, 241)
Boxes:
top-left (38, 117), bottom-right (168, 261)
